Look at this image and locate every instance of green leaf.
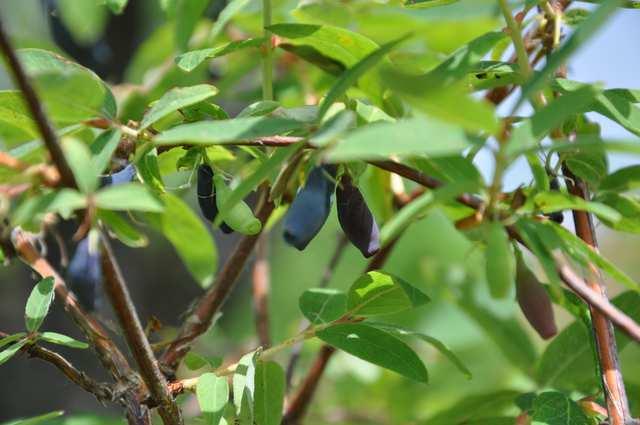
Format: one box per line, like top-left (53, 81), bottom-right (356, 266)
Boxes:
top-left (424, 391), bottom-right (520, 425)
top-left (145, 192), bottom-right (217, 288)
top-left (531, 392), bottom-right (589, 425)
top-left (592, 89), bottom-right (640, 136)
top-left (213, 175), bottom-right (262, 235)
top-left (62, 138), bottom-right (99, 193)
top-left (547, 221), bottom-right (640, 291)
top-left (0, 338), bottom-right (27, 366)
top-left (371, 323), bottom-right (472, 379)
top-left (0, 91), bottom-right (39, 142)
top-left (517, 0), bottom-right (625, 108)
top-left (90, 129), bottom-right (122, 174)
top-left (137, 149), bottom-right (165, 194)
top-left (254, 361), bottom-right (285, 425)
top-left (594, 192), bottom-right (640, 233)
top-left (0, 333), bottom-right (27, 350)
top-left (533, 191), bottom-right (621, 223)
top-left (233, 351), bottom-right (258, 424)
top-left (175, 0), bottom-right (210, 51)
top-left (155, 117), bottom-right (303, 146)
top-left (208, 0), bottom-right (251, 41)
top-left (467, 61), bottom-right (522, 91)
top-left (25, 277), bottom-right (55, 332)
top-left (536, 292), bottom-right (640, 391)
top-left (600, 165), bottom-right (640, 192)
top-left (197, 373), bottom-right (229, 425)
top-left (98, 210), bottom-right (148, 248)
top-left (237, 101), bottom-right (281, 118)
top-left (176, 38), bottom-right (266, 72)
top-left (214, 143), bottom-right (302, 227)
top-left (95, 183), bottom-right (164, 212)
top-left (268, 23), bottom-right (378, 74)
top-left (299, 288), bottom-right (347, 324)
top-left (16, 49), bottom-right (116, 122)
top-left (564, 149), bottom-right (607, 187)
top-left (316, 323), bottom-right (429, 382)
top-left (12, 189), bottom-right (87, 226)
top-left (39, 332), bottom-right (89, 349)
top-left (485, 222), bottom-right (515, 299)
top-left (105, 0), bottom-right (128, 14)
top-left (325, 117), bottom-right (473, 162)
top-left (380, 191), bottom-right (435, 245)
top-left (140, 84), bottom-right (219, 130)
top-left (57, 0), bottom-right (108, 45)
top-left (506, 84), bottom-right (601, 156)
top-left (0, 411), bottom-right (64, 425)
top-left (347, 271), bottom-right (429, 316)
top-left (309, 109), bottom-right (355, 147)
top-left (404, 0), bottom-right (460, 8)
top-left (459, 299), bottom-right (537, 375)
top-left (317, 34), bottom-right (409, 120)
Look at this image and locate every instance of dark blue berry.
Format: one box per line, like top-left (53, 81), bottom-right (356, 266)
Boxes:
top-left (336, 174), bottom-right (380, 258)
top-left (67, 237), bottom-right (102, 311)
top-left (283, 165), bottom-right (337, 250)
top-left (196, 164), bottom-right (234, 234)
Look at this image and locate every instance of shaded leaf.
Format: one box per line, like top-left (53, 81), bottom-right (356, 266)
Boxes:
top-left (140, 85), bottom-right (219, 130)
top-left (316, 323), bottom-right (429, 382)
top-left (39, 332), bottom-right (88, 349)
top-left (254, 361), bottom-right (285, 425)
top-left (299, 288), bottom-right (347, 324)
top-left (95, 183), bottom-right (164, 212)
top-left (145, 192), bottom-right (217, 288)
top-left (197, 373), bottom-right (229, 425)
top-left (25, 277), bottom-right (55, 332)
top-left (155, 117), bottom-right (303, 146)
top-left (176, 38), bottom-right (266, 72)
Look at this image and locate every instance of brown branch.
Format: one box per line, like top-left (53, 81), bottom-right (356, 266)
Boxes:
top-left (253, 234), bottom-right (272, 347)
top-left (553, 253), bottom-right (640, 343)
top-left (282, 238), bottom-right (399, 424)
top-left (0, 17), bottom-right (76, 188)
top-left (0, 331), bottom-right (113, 402)
top-left (100, 234), bottom-right (183, 425)
top-left (160, 188), bottom-right (275, 371)
top-left (11, 230), bottom-right (150, 425)
top-left (562, 167), bottom-right (633, 425)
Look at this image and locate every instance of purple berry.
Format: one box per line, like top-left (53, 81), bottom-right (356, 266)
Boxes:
top-left (336, 174), bottom-right (380, 258)
top-left (196, 164), bottom-right (233, 234)
top-left (516, 257), bottom-right (557, 339)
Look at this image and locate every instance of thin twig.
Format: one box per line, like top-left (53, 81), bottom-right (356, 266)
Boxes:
top-left (253, 234), bottom-right (272, 347)
top-left (0, 17), bottom-right (76, 188)
top-left (160, 188), bottom-right (275, 371)
top-left (553, 253), bottom-right (640, 343)
top-left (100, 234), bottom-right (183, 425)
top-left (0, 331), bottom-right (114, 402)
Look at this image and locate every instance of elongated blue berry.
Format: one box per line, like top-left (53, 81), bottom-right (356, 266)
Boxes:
top-left (196, 164), bottom-right (233, 234)
top-left (67, 237), bottom-right (102, 311)
top-left (547, 177), bottom-right (564, 223)
top-left (336, 174), bottom-right (380, 258)
top-left (100, 163), bottom-right (136, 187)
top-left (516, 256), bottom-right (557, 339)
top-left (283, 165), bottom-right (337, 250)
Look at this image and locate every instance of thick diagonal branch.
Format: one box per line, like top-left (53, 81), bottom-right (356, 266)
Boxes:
top-left (160, 189), bottom-right (275, 371)
top-left (100, 235), bottom-right (183, 425)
